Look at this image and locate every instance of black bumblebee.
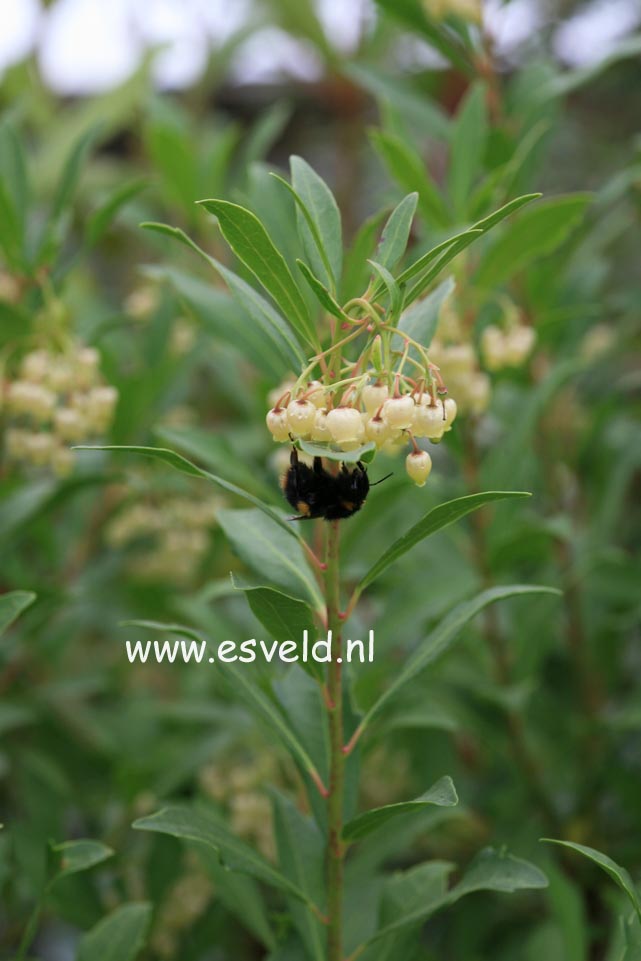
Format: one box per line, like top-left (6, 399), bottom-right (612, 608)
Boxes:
top-left (282, 446), bottom-right (389, 521)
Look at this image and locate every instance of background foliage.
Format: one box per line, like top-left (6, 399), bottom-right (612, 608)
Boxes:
top-left (1, 1), bottom-right (640, 959)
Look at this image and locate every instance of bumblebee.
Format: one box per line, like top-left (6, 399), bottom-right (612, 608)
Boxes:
top-left (282, 447), bottom-right (389, 521)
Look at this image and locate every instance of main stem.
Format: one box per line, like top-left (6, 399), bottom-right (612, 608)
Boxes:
top-left (325, 519), bottom-right (345, 961)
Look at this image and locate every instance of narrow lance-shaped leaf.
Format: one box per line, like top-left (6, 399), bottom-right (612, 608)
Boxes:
top-left (448, 83), bottom-right (488, 218)
top-left (217, 507), bottom-right (324, 610)
top-left (296, 259), bottom-right (345, 319)
top-left (475, 193), bottom-right (591, 288)
top-left (291, 155), bottom-right (342, 291)
top-left (375, 191), bottom-right (418, 272)
top-left (232, 579), bottom-right (324, 682)
top-left (356, 585), bottom-right (561, 738)
top-left (220, 660), bottom-right (327, 791)
top-left (368, 259), bottom-right (402, 319)
top-left (197, 199), bottom-right (316, 346)
top-left (141, 222), bottom-right (306, 369)
top-left (51, 839), bottom-right (114, 882)
top-left (134, 805), bottom-right (319, 903)
top-left (370, 130), bottom-right (450, 229)
top-left (541, 839), bottom-right (641, 924)
top-left (343, 776), bottom-right (458, 842)
top-left (387, 193), bottom-right (541, 308)
top-left (77, 903), bottom-right (152, 961)
top-left (356, 491), bottom-right (531, 595)
top-left (73, 445), bottom-right (303, 544)
top-left (368, 847), bottom-right (548, 943)
top-left (0, 590), bottom-right (36, 637)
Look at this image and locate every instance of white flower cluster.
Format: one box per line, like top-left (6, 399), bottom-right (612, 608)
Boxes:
top-left (266, 377), bottom-right (457, 488)
top-left (199, 756), bottom-right (277, 860)
top-left (106, 494), bottom-right (220, 584)
top-left (481, 323), bottom-right (536, 372)
top-left (3, 344), bottom-right (118, 477)
top-left (428, 340), bottom-right (491, 416)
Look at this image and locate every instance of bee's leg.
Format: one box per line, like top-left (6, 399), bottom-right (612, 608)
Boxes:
top-left (290, 445), bottom-right (299, 466)
top-left (356, 461), bottom-right (366, 471)
top-left (313, 457), bottom-right (324, 475)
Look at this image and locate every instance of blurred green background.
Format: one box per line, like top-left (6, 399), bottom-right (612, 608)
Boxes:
top-left (1, 1), bottom-right (640, 959)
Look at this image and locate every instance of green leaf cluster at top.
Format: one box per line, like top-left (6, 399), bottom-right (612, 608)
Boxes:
top-left (142, 152), bottom-right (540, 361)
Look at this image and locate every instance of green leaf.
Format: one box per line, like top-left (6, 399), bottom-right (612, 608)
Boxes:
top-left (368, 259), bottom-right (402, 318)
top-left (370, 0), bottom-right (473, 75)
top-left (296, 259), bottom-right (345, 319)
top-left (232, 578), bottom-right (323, 681)
top-left (370, 847), bottom-right (547, 942)
top-left (343, 776), bottom-right (458, 842)
top-left (346, 63), bottom-right (452, 140)
top-left (134, 806), bottom-right (315, 903)
top-left (341, 207), bottom-right (388, 300)
top-left (272, 791), bottom-right (326, 961)
top-left (395, 193), bottom-right (540, 307)
top-left (220, 662), bottom-right (326, 789)
top-left (198, 848), bottom-right (276, 950)
top-left (85, 179), bottom-right (145, 247)
top-left (290, 156), bottom-right (342, 290)
top-left (541, 840), bottom-right (641, 923)
top-left (448, 83), bottom-right (488, 218)
top-left (51, 126), bottom-right (97, 222)
top-left (456, 846), bottom-right (548, 896)
top-left (142, 228), bottom-right (305, 370)
top-left (197, 199), bottom-right (315, 346)
top-left (119, 619), bottom-right (204, 646)
top-left (155, 425), bottom-right (274, 500)
top-left (370, 129), bottom-right (450, 228)
top-left (357, 491), bottom-right (531, 594)
top-left (218, 508), bottom-right (323, 610)
top-left (51, 839), bottom-right (114, 882)
top-left (357, 585), bottom-right (561, 735)
top-left (476, 194), bottom-right (591, 288)
top-left (0, 591), bottom-right (36, 637)
top-left (296, 439), bottom-right (377, 465)
top-left (398, 276), bottom-right (455, 352)
top-left (375, 192), bottom-right (418, 272)
top-left (74, 445), bottom-right (302, 543)
top-left (76, 903), bottom-right (152, 961)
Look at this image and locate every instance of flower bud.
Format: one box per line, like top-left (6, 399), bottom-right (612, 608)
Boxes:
top-left (76, 347), bottom-right (100, 388)
top-left (362, 382), bottom-right (389, 414)
top-left (412, 402), bottom-right (445, 439)
top-left (406, 449), bottom-right (432, 487)
top-left (306, 380), bottom-right (326, 409)
top-left (382, 394), bottom-right (415, 429)
top-left (443, 397), bottom-right (457, 429)
top-left (286, 399), bottom-right (317, 436)
top-left (85, 386), bottom-right (118, 431)
top-left (364, 414), bottom-right (391, 447)
top-left (7, 381), bottom-right (56, 422)
top-left (266, 407), bottom-right (290, 441)
top-left (54, 407), bottom-right (86, 442)
top-left (467, 374), bottom-right (491, 414)
top-left (48, 361), bottom-right (75, 393)
top-left (326, 407), bottom-right (364, 444)
top-left (311, 408), bottom-right (332, 441)
top-left (5, 428), bottom-right (29, 459)
top-left (24, 432), bottom-right (55, 467)
top-left (504, 326), bottom-right (535, 366)
top-left (20, 350), bottom-right (49, 383)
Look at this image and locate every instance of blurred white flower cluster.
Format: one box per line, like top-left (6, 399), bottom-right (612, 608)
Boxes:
top-left (2, 342), bottom-right (118, 477)
top-left (106, 492), bottom-right (220, 584)
top-left (199, 755), bottom-right (278, 861)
